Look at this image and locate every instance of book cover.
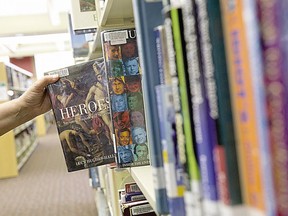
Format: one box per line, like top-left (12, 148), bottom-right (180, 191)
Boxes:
top-left (45, 58), bottom-right (115, 172)
top-left (132, 0), bottom-right (170, 214)
top-left (257, 0), bottom-right (288, 215)
top-left (101, 28), bottom-right (150, 168)
top-left (220, 0), bottom-right (275, 213)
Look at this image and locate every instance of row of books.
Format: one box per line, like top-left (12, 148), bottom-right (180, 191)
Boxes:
top-left (44, 0), bottom-right (288, 215)
top-left (5, 64), bottom-right (33, 91)
top-left (89, 165), bottom-right (156, 216)
top-left (119, 182), bottom-right (156, 216)
top-left (131, 0), bottom-right (288, 216)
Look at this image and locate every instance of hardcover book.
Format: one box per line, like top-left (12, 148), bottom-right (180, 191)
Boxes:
top-left (45, 58), bottom-right (115, 172)
top-left (101, 28), bottom-right (150, 168)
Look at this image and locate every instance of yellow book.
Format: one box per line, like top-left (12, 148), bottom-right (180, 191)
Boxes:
top-left (220, 0), bottom-right (265, 211)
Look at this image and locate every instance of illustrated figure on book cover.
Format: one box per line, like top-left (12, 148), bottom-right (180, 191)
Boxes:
top-left (45, 58), bottom-right (115, 172)
top-left (102, 28), bottom-right (150, 167)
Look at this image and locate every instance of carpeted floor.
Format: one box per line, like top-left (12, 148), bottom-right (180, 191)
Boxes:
top-left (0, 124), bottom-right (98, 216)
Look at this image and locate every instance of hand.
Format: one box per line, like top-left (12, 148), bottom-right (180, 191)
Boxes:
top-left (18, 75), bottom-right (59, 116)
top-left (0, 75), bottom-right (59, 136)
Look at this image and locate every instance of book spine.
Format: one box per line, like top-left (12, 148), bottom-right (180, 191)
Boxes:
top-left (242, 1), bottom-right (276, 215)
top-left (155, 84), bottom-right (186, 216)
top-left (257, 0), bottom-right (288, 215)
top-left (220, 0), bottom-right (267, 211)
top-left (125, 192), bottom-right (146, 203)
top-left (205, 0), bottom-right (243, 205)
top-left (194, 0), bottom-right (222, 209)
top-left (125, 182), bottom-right (141, 193)
top-left (132, 0), bottom-right (170, 214)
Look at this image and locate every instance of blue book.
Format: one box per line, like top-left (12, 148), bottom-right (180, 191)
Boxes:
top-left (155, 84), bottom-right (186, 216)
top-left (132, 0), bottom-right (169, 214)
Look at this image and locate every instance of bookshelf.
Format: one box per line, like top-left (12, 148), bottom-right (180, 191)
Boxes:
top-left (0, 62), bottom-right (39, 178)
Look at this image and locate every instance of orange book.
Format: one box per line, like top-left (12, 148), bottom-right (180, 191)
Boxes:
top-left (220, 0), bottom-right (265, 211)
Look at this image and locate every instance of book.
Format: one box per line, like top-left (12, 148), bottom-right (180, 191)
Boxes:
top-left (125, 182), bottom-right (141, 193)
top-left (257, 0), bottom-right (288, 215)
top-left (204, 0), bottom-right (242, 206)
top-left (101, 28), bottom-right (150, 168)
top-left (242, 1), bottom-right (276, 215)
top-left (45, 58), bottom-right (115, 172)
top-left (132, 0), bottom-right (170, 214)
top-left (155, 84), bottom-right (186, 216)
top-left (89, 167), bottom-right (101, 188)
top-left (121, 200), bottom-right (156, 216)
top-left (124, 192), bottom-right (146, 203)
top-left (220, 0), bottom-right (275, 213)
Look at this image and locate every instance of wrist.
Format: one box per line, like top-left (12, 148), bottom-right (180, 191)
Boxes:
top-left (14, 97), bottom-right (34, 123)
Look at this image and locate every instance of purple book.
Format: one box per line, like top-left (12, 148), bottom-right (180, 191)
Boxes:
top-left (182, 0), bottom-right (219, 208)
top-left (257, 0), bottom-right (288, 215)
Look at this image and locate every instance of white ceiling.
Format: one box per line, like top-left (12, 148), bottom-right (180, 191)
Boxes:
top-left (0, 0), bottom-right (73, 57)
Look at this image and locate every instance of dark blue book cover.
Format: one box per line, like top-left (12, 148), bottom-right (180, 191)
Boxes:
top-left (132, 0), bottom-right (169, 214)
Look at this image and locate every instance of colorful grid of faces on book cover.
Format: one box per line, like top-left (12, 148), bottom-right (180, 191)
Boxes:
top-left (101, 28), bottom-right (150, 168)
top-left (45, 58), bottom-right (115, 172)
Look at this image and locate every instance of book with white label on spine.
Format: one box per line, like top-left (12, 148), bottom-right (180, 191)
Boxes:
top-left (101, 28), bottom-right (150, 168)
top-left (45, 58), bottom-right (115, 172)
